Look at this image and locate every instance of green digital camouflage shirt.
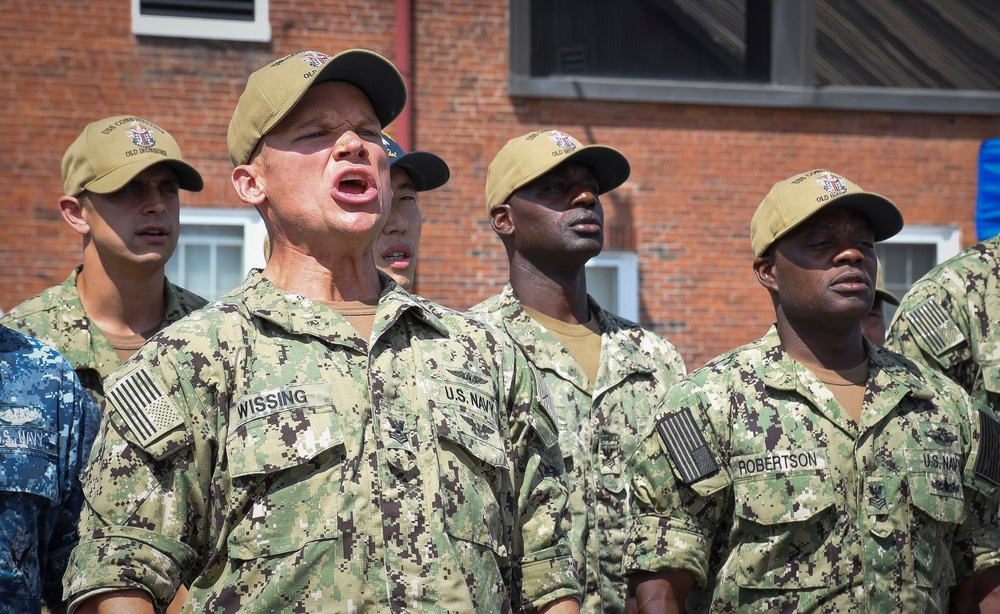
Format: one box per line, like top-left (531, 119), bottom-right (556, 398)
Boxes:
top-left (64, 271), bottom-right (578, 613)
top-left (471, 284), bottom-right (686, 613)
top-left (0, 266), bottom-right (207, 409)
top-left (886, 235), bottom-right (1000, 413)
top-left (625, 326), bottom-right (1000, 613)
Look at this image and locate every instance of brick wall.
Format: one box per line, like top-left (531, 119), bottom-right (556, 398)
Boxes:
top-left (2, 0), bottom-right (994, 369)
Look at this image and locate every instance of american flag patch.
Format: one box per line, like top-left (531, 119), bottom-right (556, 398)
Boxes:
top-left (975, 410), bottom-right (1000, 487)
top-left (908, 297), bottom-right (965, 356)
top-left (655, 408), bottom-right (719, 485)
top-left (107, 366), bottom-right (183, 447)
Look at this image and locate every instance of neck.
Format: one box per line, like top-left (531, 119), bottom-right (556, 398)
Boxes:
top-left (263, 248), bottom-right (383, 301)
top-left (775, 313), bottom-right (868, 370)
top-left (508, 258), bottom-right (591, 324)
top-left (76, 252), bottom-right (169, 336)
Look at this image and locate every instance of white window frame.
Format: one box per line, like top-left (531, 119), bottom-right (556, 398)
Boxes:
top-left (879, 225), bottom-right (961, 263)
top-left (170, 207), bottom-right (267, 294)
top-left (132, 0), bottom-right (271, 42)
top-left (585, 251), bottom-right (639, 321)
top-left (509, 0), bottom-right (1000, 115)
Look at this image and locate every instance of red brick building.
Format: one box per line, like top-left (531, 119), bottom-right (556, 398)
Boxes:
top-left (3, 0), bottom-right (998, 368)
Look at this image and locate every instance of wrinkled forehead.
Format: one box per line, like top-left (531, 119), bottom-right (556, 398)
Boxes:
top-left (276, 80), bottom-right (380, 133)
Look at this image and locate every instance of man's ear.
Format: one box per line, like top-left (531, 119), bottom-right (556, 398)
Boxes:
top-left (58, 195), bottom-right (90, 236)
top-left (232, 164), bottom-right (266, 206)
top-left (489, 203), bottom-right (514, 237)
top-left (753, 253), bottom-right (778, 293)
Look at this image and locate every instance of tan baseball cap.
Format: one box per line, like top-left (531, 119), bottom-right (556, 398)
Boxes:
top-left (61, 115), bottom-right (203, 196)
top-left (750, 169), bottom-right (904, 257)
top-left (485, 129), bottom-right (630, 209)
top-left (227, 49), bottom-right (407, 166)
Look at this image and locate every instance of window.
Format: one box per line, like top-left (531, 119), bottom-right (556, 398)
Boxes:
top-left (510, 0), bottom-right (1000, 114)
top-left (132, 0), bottom-right (271, 42)
top-left (876, 224), bottom-right (961, 322)
top-left (585, 251), bottom-right (639, 321)
top-left (165, 208), bottom-right (267, 301)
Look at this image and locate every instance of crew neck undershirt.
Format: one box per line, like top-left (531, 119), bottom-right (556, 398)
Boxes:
top-left (522, 305), bottom-right (602, 387)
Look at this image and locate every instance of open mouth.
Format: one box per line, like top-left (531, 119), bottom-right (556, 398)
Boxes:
top-left (332, 169), bottom-right (379, 204)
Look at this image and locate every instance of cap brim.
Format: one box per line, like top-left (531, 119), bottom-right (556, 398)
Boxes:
top-left (876, 289), bottom-right (900, 306)
top-left (392, 151), bottom-right (450, 191)
top-left (315, 49), bottom-right (406, 130)
top-left (85, 158), bottom-right (204, 194)
top-left (562, 145), bottom-right (631, 194)
top-left (827, 193), bottom-right (904, 242)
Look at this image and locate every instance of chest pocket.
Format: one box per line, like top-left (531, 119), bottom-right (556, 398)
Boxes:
top-left (905, 447), bottom-right (966, 588)
top-left (432, 397), bottom-right (509, 559)
top-left (0, 446), bottom-right (58, 502)
top-left (730, 453), bottom-right (838, 589)
top-left (0, 410), bottom-right (58, 502)
top-left (226, 383), bottom-right (345, 560)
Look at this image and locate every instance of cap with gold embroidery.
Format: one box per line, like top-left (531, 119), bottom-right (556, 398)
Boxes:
top-left (62, 115), bottom-right (203, 196)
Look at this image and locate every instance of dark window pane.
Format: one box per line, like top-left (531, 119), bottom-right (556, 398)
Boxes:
top-left (530, 0), bottom-right (769, 83)
top-left (816, 0), bottom-right (1000, 91)
top-left (140, 0), bottom-right (255, 22)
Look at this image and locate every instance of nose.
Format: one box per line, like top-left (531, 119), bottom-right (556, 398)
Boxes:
top-left (571, 187), bottom-right (598, 209)
top-left (335, 131), bottom-right (369, 160)
top-left (382, 201), bottom-right (408, 235)
top-left (834, 244), bottom-right (866, 265)
top-left (143, 187), bottom-right (168, 215)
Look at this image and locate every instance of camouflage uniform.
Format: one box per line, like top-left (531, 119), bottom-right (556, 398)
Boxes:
top-left (0, 265), bottom-right (207, 408)
top-left (64, 271), bottom-right (578, 613)
top-left (0, 326), bottom-right (100, 614)
top-left (471, 284), bottom-right (686, 613)
top-left (625, 326), bottom-right (1000, 613)
top-left (886, 235), bottom-right (1000, 413)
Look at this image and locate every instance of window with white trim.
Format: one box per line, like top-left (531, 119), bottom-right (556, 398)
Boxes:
top-left (132, 0), bottom-right (271, 42)
top-left (165, 208), bottom-right (267, 301)
top-left (876, 225), bottom-right (961, 322)
top-left (585, 251), bottom-right (639, 321)
top-left (510, 0), bottom-right (1000, 115)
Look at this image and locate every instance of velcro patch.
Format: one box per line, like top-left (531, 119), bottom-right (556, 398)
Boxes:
top-left (106, 366), bottom-right (183, 448)
top-left (655, 408), bottom-right (719, 485)
top-left (908, 297), bottom-right (966, 357)
top-left (975, 410), bottom-right (1000, 487)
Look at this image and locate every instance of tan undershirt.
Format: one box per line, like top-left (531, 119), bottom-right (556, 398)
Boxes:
top-left (805, 359), bottom-right (869, 423)
top-left (323, 299), bottom-right (378, 342)
top-left (523, 306), bottom-right (602, 387)
top-left (101, 326), bottom-right (162, 363)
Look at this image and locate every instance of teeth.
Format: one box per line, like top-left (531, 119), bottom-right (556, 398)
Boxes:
top-left (342, 172), bottom-right (365, 183)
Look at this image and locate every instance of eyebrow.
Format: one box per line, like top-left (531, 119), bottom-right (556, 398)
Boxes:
top-left (288, 112), bottom-right (380, 134)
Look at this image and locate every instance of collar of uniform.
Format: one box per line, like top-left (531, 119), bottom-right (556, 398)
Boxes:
top-left (759, 325), bottom-right (802, 392)
top-left (761, 325), bottom-right (935, 404)
top-left (241, 269), bottom-right (449, 341)
top-left (867, 341), bottom-right (937, 400)
top-left (375, 272), bottom-right (449, 337)
top-left (497, 282), bottom-right (660, 380)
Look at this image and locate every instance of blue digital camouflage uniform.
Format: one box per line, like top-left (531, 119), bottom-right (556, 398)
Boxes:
top-left (0, 265), bottom-right (207, 409)
top-left (886, 235), bottom-right (1000, 414)
top-left (471, 283), bottom-right (686, 613)
top-left (625, 326), bottom-right (1000, 613)
top-left (63, 271), bottom-right (579, 613)
top-left (0, 325), bottom-right (100, 614)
